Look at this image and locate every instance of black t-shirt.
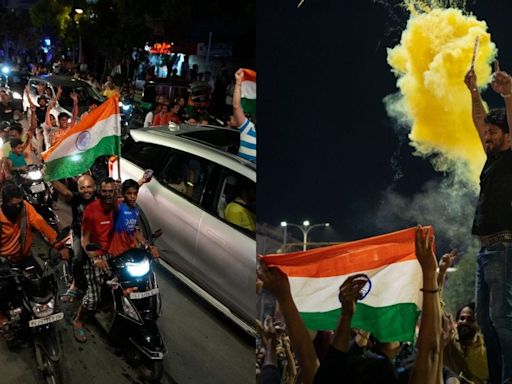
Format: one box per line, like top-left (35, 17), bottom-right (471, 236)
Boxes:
top-left (0, 102), bottom-right (13, 122)
top-left (313, 346), bottom-right (397, 384)
top-left (35, 106), bottom-right (47, 126)
top-left (472, 150), bottom-right (512, 236)
top-left (69, 192), bottom-right (96, 235)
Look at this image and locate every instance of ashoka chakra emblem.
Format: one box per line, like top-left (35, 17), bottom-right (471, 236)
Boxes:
top-left (76, 131), bottom-right (91, 151)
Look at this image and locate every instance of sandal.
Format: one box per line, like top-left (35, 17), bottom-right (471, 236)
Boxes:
top-left (73, 323), bottom-right (87, 343)
top-left (61, 289), bottom-right (82, 303)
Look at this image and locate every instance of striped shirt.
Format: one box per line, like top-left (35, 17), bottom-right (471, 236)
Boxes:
top-left (238, 118), bottom-right (256, 162)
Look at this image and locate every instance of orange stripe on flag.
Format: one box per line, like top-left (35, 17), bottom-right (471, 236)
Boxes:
top-left (241, 69), bottom-right (256, 83)
top-left (262, 226), bottom-right (431, 278)
top-left (42, 95), bottom-right (119, 162)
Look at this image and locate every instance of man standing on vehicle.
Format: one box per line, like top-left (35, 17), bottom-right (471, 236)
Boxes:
top-left (0, 182), bottom-right (68, 336)
top-left (45, 86), bottom-right (79, 147)
top-left (465, 63), bottom-right (512, 384)
top-left (72, 177), bottom-right (116, 343)
top-left (231, 68), bottom-right (256, 162)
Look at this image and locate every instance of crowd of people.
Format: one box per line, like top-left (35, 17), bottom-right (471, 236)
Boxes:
top-left (256, 65), bottom-right (512, 383)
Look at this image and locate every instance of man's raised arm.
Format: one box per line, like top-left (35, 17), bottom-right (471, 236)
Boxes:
top-left (464, 68), bottom-right (487, 149)
top-left (491, 61), bottom-right (512, 140)
top-left (232, 69), bottom-right (246, 127)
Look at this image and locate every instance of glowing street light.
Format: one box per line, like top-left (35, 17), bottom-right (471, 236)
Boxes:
top-left (280, 220), bottom-right (331, 252)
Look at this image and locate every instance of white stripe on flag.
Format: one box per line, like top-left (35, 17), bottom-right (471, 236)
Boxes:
top-left (289, 259), bottom-right (422, 313)
top-left (46, 114), bottom-right (120, 162)
top-left (241, 81), bottom-right (256, 99)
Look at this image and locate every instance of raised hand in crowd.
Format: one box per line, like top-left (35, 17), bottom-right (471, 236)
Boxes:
top-left (410, 226), bottom-right (443, 384)
top-left (491, 61), bottom-right (512, 133)
top-left (257, 257), bottom-right (319, 384)
top-left (331, 274), bottom-right (368, 353)
top-left (256, 315), bottom-right (281, 384)
top-left (491, 61), bottom-right (512, 96)
top-left (437, 249), bottom-right (458, 290)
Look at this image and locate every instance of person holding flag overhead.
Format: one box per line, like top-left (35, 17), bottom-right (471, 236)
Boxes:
top-left (41, 95), bottom-right (121, 182)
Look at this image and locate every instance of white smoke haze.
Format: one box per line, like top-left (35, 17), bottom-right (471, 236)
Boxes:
top-left (375, 172), bottom-right (478, 249)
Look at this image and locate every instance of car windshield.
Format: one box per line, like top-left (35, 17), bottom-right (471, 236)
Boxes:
top-left (58, 84), bottom-right (103, 108)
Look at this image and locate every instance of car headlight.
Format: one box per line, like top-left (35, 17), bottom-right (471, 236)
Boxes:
top-left (12, 92), bottom-right (22, 100)
top-left (32, 299), bottom-right (55, 318)
top-left (126, 259), bottom-right (150, 277)
top-left (28, 170), bottom-right (43, 180)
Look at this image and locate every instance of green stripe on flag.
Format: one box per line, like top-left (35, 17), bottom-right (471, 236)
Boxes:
top-left (44, 135), bottom-right (120, 181)
top-left (300, 302), bottom-right (420, 342)
top-left (241, 98), bottom-right (256, 115)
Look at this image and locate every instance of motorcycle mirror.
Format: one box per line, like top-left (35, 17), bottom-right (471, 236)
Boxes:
top-left (152, 229), bottom-right (163, 240)
top-left (85, 243), bottom-right (101, 252)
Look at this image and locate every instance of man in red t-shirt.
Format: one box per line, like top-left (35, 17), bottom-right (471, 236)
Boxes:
top-left (72, 177), bottom-right (116, 343)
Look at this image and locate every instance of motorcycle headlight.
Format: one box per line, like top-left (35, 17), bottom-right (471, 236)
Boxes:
top-left (28, 170), bottom-right (43, 180)
top-left (126, 259), bottom-right (150, 277)
top-left (12, 92), bottom-right (22, 100)
top-left (32, 299), bottom-right (55, 318)
top-left (121, 296), bottom-right (141, 322)
top-left (122, 103), bottom-right (131, 111)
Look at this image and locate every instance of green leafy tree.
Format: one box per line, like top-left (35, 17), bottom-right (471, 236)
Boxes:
top-left (30, 0), bottom-right (73, 38)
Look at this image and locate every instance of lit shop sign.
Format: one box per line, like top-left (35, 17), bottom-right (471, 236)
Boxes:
top-left (148, 42), bottom-right (173, 54)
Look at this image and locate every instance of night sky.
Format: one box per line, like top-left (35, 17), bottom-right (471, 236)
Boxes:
top-left (257, 0), bottom-right (512, 247)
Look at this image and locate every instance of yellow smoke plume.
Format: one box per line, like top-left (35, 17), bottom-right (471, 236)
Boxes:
top-left (387, 4), bottom-right (497, 187)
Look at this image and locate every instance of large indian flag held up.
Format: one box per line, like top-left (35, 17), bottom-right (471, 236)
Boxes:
top-left (240, 68), bottom-right (256, 115)
top-left (42, 95), bottom-right (121, 181)
top-left (262, 227), bottom-right (426, 342)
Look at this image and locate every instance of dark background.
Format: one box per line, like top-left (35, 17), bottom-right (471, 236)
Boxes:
top-left (257, 0), bottom-right (512, 245)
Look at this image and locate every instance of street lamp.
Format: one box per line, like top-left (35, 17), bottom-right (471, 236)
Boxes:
top-left (74, 9), bottom-right (84, 65)
top-left (281, 220), bottom-right (330, 252)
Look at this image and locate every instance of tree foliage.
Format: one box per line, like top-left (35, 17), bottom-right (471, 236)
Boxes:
top-left (30, 0), bottom-right (73, 38)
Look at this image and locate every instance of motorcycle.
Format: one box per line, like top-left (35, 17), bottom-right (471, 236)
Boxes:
top-left (17, 164), bottom-right (59, 228)
top-left (0, 241), bottom-right (67, 383)
top-left (86, 229), bottom-right (166, 383)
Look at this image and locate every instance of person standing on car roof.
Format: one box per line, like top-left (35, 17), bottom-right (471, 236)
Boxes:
top-left (45, 85), bottom-right (78, 147)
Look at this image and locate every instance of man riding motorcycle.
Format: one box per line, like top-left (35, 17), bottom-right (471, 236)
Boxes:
top-left (0, 182), bottom-right (69, 339)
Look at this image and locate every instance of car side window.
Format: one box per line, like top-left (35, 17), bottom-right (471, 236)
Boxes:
top-left (159, 149), bottom-right (214, 206)
top-left (122, 139), bottom-right (168, 171)
top-left (211, 168), bottom-right (256, 235)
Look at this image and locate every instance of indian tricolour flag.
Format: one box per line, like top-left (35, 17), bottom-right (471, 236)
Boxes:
top-left (262, 227), bottom-right (425, 342)
top-left (42, 95), bottom-right (121, 181)
top-left (240, 68), bottom-right (256, 115)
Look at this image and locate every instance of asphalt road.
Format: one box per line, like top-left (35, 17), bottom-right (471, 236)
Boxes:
top-left (0, 199), bottom-right (254, 383)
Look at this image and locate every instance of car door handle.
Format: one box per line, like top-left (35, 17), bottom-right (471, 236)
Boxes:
top-left (206, 229), bottom-right (227, 246)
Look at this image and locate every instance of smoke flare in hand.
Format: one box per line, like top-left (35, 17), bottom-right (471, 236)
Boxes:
top-left (387, 5), bottom-right (497, 186)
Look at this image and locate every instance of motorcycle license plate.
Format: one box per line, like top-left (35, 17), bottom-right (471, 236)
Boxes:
top-left (129, 288), bottom-right (159, 300)
top-left (30, 183), bottom-right (46, 193)
top-left (28, 312), bottom-right (64, 328)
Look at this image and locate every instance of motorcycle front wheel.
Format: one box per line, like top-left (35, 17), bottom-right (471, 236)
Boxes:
top-left (34, 342), bottom-right (62, 384)
top-left (141, 359), bottom-right (163, 384)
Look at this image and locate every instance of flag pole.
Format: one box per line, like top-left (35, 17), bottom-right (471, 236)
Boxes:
top-left (115, 94), bottom-right (122, 182)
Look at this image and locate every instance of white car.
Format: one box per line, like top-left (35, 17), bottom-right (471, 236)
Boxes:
top-left (112, 124), bottom-right (256, 333)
